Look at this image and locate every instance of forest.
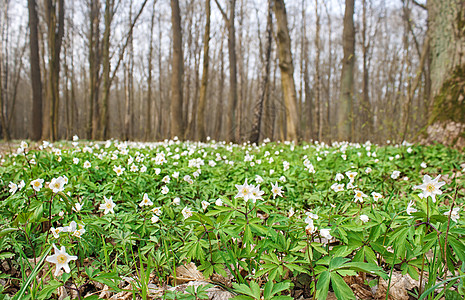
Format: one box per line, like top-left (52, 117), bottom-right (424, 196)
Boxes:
top-left (1, 1), bottom-right (465, 299)
top-left (0, 0), bottom-right (463, 144)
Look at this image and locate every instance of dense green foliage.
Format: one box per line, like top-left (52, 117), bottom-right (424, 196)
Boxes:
top-left (0, 139), bottom-right (464, 299)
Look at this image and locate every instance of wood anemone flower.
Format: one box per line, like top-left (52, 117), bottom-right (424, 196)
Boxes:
top-left (46, 244), bottom-right (77, 276)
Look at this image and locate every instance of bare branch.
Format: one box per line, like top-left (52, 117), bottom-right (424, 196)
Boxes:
top-left (110, 0), bottom-right (149, 84)
top-left (214, 0), bottom-right (229, 22)
top-left (412, 0), bottom-right (427, 10)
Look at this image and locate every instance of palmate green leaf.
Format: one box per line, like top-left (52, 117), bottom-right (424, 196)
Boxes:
top-left (315, 270), bottom-right (330, 300)
top-left (37, 280), bottom-right (63, 300)
top-left (448, 236), bottom-right (465, 262)
top-left (263, 281), bottom-right (274, 299)
top-left (330, 272), bottom-right (355, 300)
top-left (233, 296), bottom-right (255, 300)
top-left (341, 262), bottom-right (388, 279)
top-left (243, 225), bottom-right (253, 246)
top-left (232, 281), bottom-right (261, 299)
top-left (329, 257), bottom-right (350, 270)
top-left (271, 281), bottom-right (292, 297)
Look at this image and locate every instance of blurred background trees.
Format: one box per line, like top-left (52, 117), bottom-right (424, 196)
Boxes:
top-left (0, 0), bottom-right (463, 144)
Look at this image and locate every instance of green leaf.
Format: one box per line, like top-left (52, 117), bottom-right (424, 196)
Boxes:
top-left (232, 296), bottom-right (255, 300)
top-left (316, 271), bottom-right (330, 300)
top-left (0, 252), bottom-right (14, 259)
top-left (37, 280), bottom-right (63, 300)
top-left (263, 281), bottom-right (273, 300)
top-left (12, 245), bottom-right (53, 300)
top-left (270, 296), bottom-right (293, 300)
top-left (0, 228), bottom-right (17, 238)
top-left (330, 272), bottom-right (355, 300)
top-left (271, 281), bottom-right (292, 296)
top-left (232, 282), bottom-right (260, 299)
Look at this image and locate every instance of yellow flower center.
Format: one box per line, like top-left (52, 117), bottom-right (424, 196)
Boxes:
top-left (106, 203), bottom-right (112, 209)
top-left (356, 192), bottom-right (362, 197)
top-left (426, 184), bottom-right (435, 193)
top-left (57, 254), bottom-right (67, 264)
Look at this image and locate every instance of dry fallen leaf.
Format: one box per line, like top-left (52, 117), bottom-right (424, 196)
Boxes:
top-left (170, 262), bottom-right (205, 285)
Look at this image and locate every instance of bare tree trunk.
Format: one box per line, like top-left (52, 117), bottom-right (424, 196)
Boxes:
top-left (314, 0), bottom-right (322, 141)
top-left (157, 13), bottom-right (163, 139)
top-left (250, 0), bottom-right (272, 144)
top-left (214, 36), bottom-right (225, 140)
top-left (28, 0), bottom-right (43, 141)
top-left (145, 0), bottom-right (157, 141)
top-left (97, 0), bottom-right (113, 140)
top-left (402, 33), bottom-right (430, 141)
top-left (44, 0), bottom-right (65, 141)
top-left (323, 1), bottom-right (332, 140)
top-left (0, 1), bottom-right (10, 140)
top-left (337, 0), bottom-right (355, 141)
top-left (197, 0), bottom-right (211, 141)
top-left (360, 0), bottom-right (373, 138)
top-left (170, 0), bottom-right (185, 138)
top-left (88, 0), bottom-right (100, 139)
top-left (272, 0), bottom-right (299, 141)
top-left (214, 0), bottom-right (238, 142)
top-left (98, 0), bottom-right (147, 140)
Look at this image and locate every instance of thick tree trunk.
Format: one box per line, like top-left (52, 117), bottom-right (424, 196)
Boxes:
top-left (426, 0), bottom-right (465, 146)
top-left (28, 0), bottom-right (43, 141)
top-left (226, 0), bottom-right (238, 142)
top-left (273, 0), bottom-right (299, 141)
top-left (249, 0), bottom-right (272, 144)
top-left (98, 0), bottom-right (112, 140)
top-left (170, 0), bottom-right (185, 139)
top-left (337, 0), bottom-right (355, 141)
top-left (44, 0), bottom-right (65, 141)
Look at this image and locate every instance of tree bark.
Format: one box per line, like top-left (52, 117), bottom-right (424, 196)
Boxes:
top-left (337, 0), bottom-right (355, 141)
top-left (88, 0), bottom-right (101, 140)
top-left (272, 0), bottom-right (299, 141)
top-left (314, 0), bottom-right (322, 141)
top-left (197, 0), bottom-right (211, 141)
top-left (214, 0), bottom-right (238, 142)
top-left (28, 0), bottom-right (43, 141)
top-left (44, 0), bottom-right (65, 141)
top-left (170, 0), bottom-right (185, 139)
top-left (250, 0), bottom-right (272, 144)
top-left (146, 0), bottom-right (157, 141)
top-left (427, 0), bottom-right (465, 144)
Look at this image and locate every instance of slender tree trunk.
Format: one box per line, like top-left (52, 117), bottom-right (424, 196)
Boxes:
top-left (157, 14), bottom-right (163, 139)
top-left (250, 0), bottom-right (272, 144)
top-left (197, 0), bottom-right (211, 141)
top-left (314, 0), bottom-right (322, 141)
top-left (337, 0), bottom-right (355, 141)
top-left (272, 0), bottom-right (299, 141)
top-left (28, 0), bottom-right (42, 141)
top-left (214, 36), bottom-right (225, 140)
top-left (170, 0), bottom-right (185, 138)
top-left (146, 0), bottom-right (156, 141)
top-left (361, 0), bottom-right (373, 138)
top-left (88, 0), bottom-right (100, 139)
